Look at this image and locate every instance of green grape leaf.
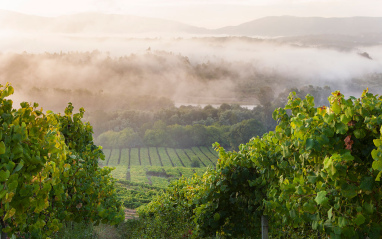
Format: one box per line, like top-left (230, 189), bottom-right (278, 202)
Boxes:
top-left (353, 129), bottom-right (366, 139)
top-left (307, 95), bottom-right (314, 106)
top-left (376, 171), bottom-right (382, 182)
top-left (374, 139), bottom-right (382, 147)
top-left (296, 186), bottom-right (304, 195)
top-left (303, 201), bottom-right (316, 214)
top-left (354, 214), bottom-right (366, 226)
top-left (331, 102), bottom-right (341, 114)
top-left (214, 213), bottom-right (220, 221)
top-left (8, 180), bottom-right (18, 191)
top-left (335, 123), bottom-right (348, 134)
top-left (0, 190), bottom-right (6, 199)
top-left (328, 207), bottom-right (333, 220)
top-left (3, 208), bottom-right (16, 221)
top-left (13, 161), bottom-right (24, 173)
top-left (324, 113), bottom-right (335, 124)
top-left (340, 114), bottom-right (351, 124)
top-left (371, 149), bottom-right (380, 160)
top-left (0, 170), bottom-right (10, 182)
top-left (360, 177), bottom-right (374, 191)
top-left (322, 127), bottom-right (334, 137)
top-left (315, 191), bottom-right (328, 205)
top-left (5, 162), bottom-right (15, 172)
top-left (307, 176), bottom-right (318, 184)
top-left (324, 157), bottom-right (336, 176)
top-left (312, 221), bottom-right (318, 230)
top-left (372, 160), bottom-right (382, 171)
top-left (334, 227), bottom-right (342, 235)
top-left (343, 190), bottom-right (357, 199)
top-left (289, 209), bottom-right (296, 218)
top-left (338, 217), bottom-right (347, 228)
top-left (363, 202), bottom-right (374, 214)
top-left (342, 151), bottom-right (354, 162)
top-left (0, 141), bottom-right (5, 155)
top-left (306, 138), bottom-right (315, 151)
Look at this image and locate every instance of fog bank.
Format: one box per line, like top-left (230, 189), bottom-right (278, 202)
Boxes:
top-left (1, 36), bottom-right (382, 112)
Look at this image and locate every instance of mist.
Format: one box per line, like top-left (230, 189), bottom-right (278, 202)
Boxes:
top-left (1, 35), bottom-right (381, 111)
top-left (1, 12), bottom-right (382, 112)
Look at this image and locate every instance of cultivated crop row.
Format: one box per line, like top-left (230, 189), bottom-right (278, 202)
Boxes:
top-left (104, 147), bottom-right (217, 168)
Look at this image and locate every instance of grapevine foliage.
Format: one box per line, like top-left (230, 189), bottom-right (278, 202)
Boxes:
top-left (0, 84), bottom-right (123, 238)
top-left (141, 89), bottom-right (382, 238)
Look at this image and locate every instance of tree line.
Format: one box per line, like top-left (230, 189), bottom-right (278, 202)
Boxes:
top-left (93, 85), bottom-right (332, 151)
top-left (95, 105), bottom-right (267, 151)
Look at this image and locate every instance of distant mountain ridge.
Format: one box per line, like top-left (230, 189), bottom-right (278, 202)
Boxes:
top-left (215, 16), bottom-right (382, 37)
top-left (0, 10), bottom-right (381, 37)
top-left (0, 10), bottom-right (209, 34)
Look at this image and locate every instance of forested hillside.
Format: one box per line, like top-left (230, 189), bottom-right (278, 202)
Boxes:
top-left (92, 85), bottom-right (331, 151)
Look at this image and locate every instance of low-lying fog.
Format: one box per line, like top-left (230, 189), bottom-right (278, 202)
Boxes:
top-left (1, 34), bottom-right (382, 112)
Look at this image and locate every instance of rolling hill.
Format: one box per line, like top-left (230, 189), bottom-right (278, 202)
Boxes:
top-left (1, 10), bottom-right (381, 37)
top-left (214, 16), bottom-right (382, 37)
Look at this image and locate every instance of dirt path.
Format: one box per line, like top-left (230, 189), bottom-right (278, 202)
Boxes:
top-left (125, 208), bottom-right (138, 220)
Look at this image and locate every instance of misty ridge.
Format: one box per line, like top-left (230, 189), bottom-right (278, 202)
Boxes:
top-left (1, 10), bottom-right (382, 37)
top-left (1, 11), bottom-right (382, 114)
top-left (2, 42), bottom-right (382, 113)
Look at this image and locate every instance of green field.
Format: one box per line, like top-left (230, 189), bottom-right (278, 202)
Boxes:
top-left (130, 148), bottom-right (141, 166)
top-left (140, 147), bottom-right (151, 166)
top-left (166, 148), bottom-right (184, 167)
top-left (200, 146), bottom-right (219, 164)
top-left (102, 147), bottom-right (217, 188)
top-left (148, 147), bottom-right (162, 167)
top-left (120, 148), bottom-right (129, 166)
top-left (192, 147), bottom-right (214, 167)
top-left (157, 147), bottom-right (173, 167)
top-left (175, 149), bottom-right (192, 167)
top-left (104, 147), bottom-right (217, 167)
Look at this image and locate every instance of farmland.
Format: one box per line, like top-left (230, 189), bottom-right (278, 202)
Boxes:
top-left (105, 146), bottom-right (218, 188)
top-left (105, 146), bottom-right (217, 209)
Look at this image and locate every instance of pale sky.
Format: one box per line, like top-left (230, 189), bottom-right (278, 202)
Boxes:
top-left (0, 0), bottom-right (381, 28)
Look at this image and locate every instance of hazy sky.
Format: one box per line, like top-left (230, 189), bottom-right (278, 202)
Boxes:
top-left (0, 0), bottom-right (381, 28)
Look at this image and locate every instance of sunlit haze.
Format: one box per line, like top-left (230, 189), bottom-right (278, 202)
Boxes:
top-left (0, 0), bottom-right (381, 28)
top-left (1, 0), bottom-right (382, 111)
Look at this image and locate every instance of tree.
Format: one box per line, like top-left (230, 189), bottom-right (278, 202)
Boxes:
top-left (97, 130), bottom-right (115, 149)
top-left (143, 128), bottom-right (168, 147)
top-left (116, 127), bottom-right (142, 163)
top-left (228, 119), bottom-right (265, 150)
top-left (167, 124), bottom-right (190, 148)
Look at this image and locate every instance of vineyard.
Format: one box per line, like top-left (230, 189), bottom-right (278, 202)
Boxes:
top-left (0, 84), bottom-right (124, 238)
top-left (130, 89), bottom-right (382, 238)
top-left (102, 146), bottom-right (218, 188)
